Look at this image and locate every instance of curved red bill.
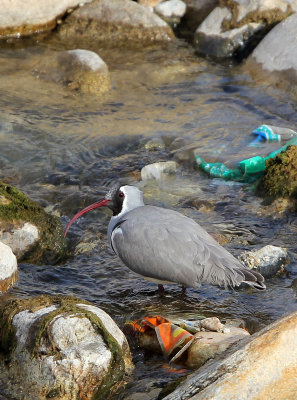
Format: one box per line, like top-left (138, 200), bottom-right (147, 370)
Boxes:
top-left (64, 198), bottom-right (110, 238)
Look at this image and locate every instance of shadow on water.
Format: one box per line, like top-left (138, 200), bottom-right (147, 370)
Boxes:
top-left (0, 39), bottom-right (297, 398)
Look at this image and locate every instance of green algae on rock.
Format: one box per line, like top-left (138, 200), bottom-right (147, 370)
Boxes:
top-left (0, 182), bottom-right (67, 264)
top-left (257, 145), bottom-right (297, 201)
top-left (0, 295), bottom-right (133, 400)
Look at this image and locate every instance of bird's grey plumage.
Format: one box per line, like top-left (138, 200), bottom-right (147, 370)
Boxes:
top-left (108, 186), bottom-right (265, 290)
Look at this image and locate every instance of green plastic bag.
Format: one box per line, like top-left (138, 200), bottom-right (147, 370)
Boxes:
top-left (196, 136), bottom-right (297, 183)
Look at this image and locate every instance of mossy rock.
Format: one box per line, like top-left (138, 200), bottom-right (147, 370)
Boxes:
top-left (0, 182), bottom-right (67, 264)
top-left (257, 145), bottom-right (297, 201)
top-left (0, 294), bottom-right (133, 400)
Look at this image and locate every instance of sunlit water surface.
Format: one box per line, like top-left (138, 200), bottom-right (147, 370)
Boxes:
top-left (0, 38), bottom-right (297, 399)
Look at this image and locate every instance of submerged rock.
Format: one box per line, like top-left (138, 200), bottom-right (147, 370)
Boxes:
top-left (33, 49), bottom-right (111, 96)
top-left (239, 245), bottom-right (289, 278)
top-left (0, 182), bottom-right (67, 264)
top-left (0, 241), bottom-right (18, 293)
top-left (246, 13), bottom-right (297, 94)
top-left (144, 137), bottom-right (166, 151)
top-left (165, 310), bottom-right (297, 400)
top-left (194, 0), bottom-right (293, 58)
top-left (0, 295), bottom-right (133, 400)
top-left (257, 145), bottom-right (297, 201)
top-left (141, 161), bottom-right (178, 180)
top-left (0, 0), bottom-right (92, 38)
top-left (57, 0), bottom-right (174, 46)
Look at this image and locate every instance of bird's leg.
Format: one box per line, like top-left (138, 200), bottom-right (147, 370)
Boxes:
top-left (158, 284), bottom-right (165, 295)
top-left (182, 285), bottom-right (187, 295)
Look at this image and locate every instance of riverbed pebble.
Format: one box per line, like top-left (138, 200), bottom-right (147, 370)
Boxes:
top-left (0, 241), bottom-right (18, 293)
top-left (200, 317), bottom-right (224, 332)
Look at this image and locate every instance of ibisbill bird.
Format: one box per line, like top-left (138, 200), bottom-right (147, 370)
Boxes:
top-left (64, 184), bottom-right (266, 292)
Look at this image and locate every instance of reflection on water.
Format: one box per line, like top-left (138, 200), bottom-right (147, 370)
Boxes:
top-left (0, 38), bottom-right (297, 399)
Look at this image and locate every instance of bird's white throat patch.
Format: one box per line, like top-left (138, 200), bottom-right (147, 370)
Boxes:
top-left (117, 185), bottom-right (144, 218)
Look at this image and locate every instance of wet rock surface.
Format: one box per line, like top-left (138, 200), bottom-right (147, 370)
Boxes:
top-left (0, 182), bottom-right (67, 264)
top-left (57, 0), bottom-right (174, 46)
top-left (0, 241), bottom-right (18, 293)
top-left (33, 49), bottom-right (111, 95)
top-left (0, 295), bottom-right (133, 400)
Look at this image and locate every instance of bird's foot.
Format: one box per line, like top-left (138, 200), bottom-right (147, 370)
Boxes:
top-left (158, 284), bottom-right (165, 296)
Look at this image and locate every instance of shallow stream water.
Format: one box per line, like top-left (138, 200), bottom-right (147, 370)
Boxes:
top-left (0, 37), bottom-right (297, 399)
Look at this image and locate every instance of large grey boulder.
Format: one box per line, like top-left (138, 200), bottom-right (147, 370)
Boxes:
top-left (164, 310), bottom-right (297, 400)
top-left (58, 0), bottom-right (174, 46)
top-left (246, 12), bottom-right (297, 94)
top-left (0, 295), bottom-right (133, 400)
top-left (0, 241), bottom-right (18, 293)
top-left (194, 0), bottom-right (294, 58)
top-left (0, 0), bottom-right (92, 38)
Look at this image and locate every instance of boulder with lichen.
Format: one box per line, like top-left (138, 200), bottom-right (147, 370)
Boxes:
top-left (0, 295), bottom-right (133, 400)
top-left (0, 182), bottom-right (67, 264)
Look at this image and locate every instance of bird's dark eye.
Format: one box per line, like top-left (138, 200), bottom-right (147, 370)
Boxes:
top-left (118, 191), bottom-right (125, 198)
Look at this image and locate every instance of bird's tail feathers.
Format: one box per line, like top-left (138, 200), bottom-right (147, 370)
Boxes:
top-left (236, 267), bottom-right (266, 290)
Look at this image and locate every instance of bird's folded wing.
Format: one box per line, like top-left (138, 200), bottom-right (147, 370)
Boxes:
top-left (111, 206), bottom-right (244, 288)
